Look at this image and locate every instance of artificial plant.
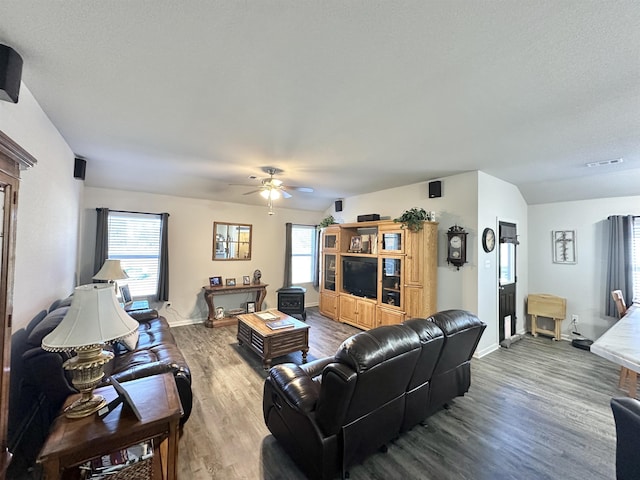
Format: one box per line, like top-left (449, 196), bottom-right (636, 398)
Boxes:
top-left (393, 207), bottom-right (428, 232)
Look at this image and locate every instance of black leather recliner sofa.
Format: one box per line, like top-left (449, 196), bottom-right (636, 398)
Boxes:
top-left (263, 309), bottom-right (486, 480)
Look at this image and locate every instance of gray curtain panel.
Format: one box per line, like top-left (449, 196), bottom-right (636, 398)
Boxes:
top-left (313, 227), bottom-right (320, 289)
top-left (283, 223), bottom-right (292, 288)
top-left (157, 213), bottom-right (170, 301)
top-left (606, 215), bottom-right (634, 317)
top-left (94, 207), bottom-right (110, 274)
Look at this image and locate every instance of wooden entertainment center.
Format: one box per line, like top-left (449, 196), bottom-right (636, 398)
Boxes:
top-left (319, 219), bottom-right (438, 329)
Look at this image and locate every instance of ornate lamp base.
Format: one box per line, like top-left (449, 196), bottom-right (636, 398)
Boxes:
top-left (64, 394), bottom-right (108, 419)
top-left (62, 345), bottom-right (114, 419)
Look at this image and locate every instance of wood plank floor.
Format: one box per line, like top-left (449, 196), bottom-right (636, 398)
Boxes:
top-left (172, 308), bottom-right (622, 480)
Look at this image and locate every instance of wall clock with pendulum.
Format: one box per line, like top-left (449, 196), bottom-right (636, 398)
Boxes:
top-left (447, 225), bottom-right (468, 270)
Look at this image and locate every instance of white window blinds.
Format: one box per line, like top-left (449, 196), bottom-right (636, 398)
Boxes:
top-left (108, 211), bottom-right (162, 297)
top-left (291, 225), bottom-right (317, 284)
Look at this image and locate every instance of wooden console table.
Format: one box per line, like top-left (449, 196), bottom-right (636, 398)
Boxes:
top-left (203, 283), bottom-right (268, 328)
top-left (37, 373), bottom-right (182, 480)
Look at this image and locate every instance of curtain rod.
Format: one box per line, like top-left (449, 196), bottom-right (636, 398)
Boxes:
top-left (96, 208), bottom-right (169, 217)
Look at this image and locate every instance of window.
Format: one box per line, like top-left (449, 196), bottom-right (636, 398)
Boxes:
top-left (108, 211), bottom-right (162, 297)
top-left (291, 225), bottom-right (317, 284)
top-left (633, 216), bottom-right (640, 302)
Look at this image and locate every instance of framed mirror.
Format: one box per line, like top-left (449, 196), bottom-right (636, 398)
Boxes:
top-left (213, 222), bottom-right (252, 260)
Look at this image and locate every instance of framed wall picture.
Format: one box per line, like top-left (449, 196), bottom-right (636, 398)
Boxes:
top-left (552, 230), bottom-right (577, 264)
top-left (246, 301), bottom-right (256, 313)
top-left (243, 275), bottom-right (251, 285)
top-left (226, 278), bottom-right (236, 286)
top-left (209, 276), bottom-right (222, 287)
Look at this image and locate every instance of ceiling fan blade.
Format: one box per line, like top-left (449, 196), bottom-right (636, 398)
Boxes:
top-left (282, 190), bottom-right (293, 199)
top-left (243, 189), bottom-right (262, 196)
top-left (284, 185), bottom-right (314, 193)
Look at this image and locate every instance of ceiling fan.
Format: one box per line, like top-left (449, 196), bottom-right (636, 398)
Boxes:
top-left (241, 167), bottom-right (313, 199)
top-left (235, 167), bottom-right (314, 214)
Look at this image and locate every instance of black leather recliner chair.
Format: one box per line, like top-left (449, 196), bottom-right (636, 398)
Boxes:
top-left (401, 318), bottom-right (445, 431)
top-left (611, 397), bottom-right (640, 480)
top-left (263, 310), bottom-right (486, 480)
top-left (426, 309), bottom-right (487, 414)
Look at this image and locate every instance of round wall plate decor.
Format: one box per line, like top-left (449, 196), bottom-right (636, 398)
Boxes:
top-left (482, 227), bottom-right (496, 253)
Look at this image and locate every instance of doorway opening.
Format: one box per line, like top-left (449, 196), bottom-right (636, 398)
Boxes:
top-left (498, 222), bottom-right (518, 343)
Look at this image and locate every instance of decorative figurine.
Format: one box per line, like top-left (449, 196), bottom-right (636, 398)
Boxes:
top-left (253, 269), bottom-right (262, 284)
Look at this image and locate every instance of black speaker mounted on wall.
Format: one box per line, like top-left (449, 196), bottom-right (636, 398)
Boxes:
top-left (74, 157), bottom-right (87, 180)
top-left (428, 180), bottom-right (442, 198)
top-left (0, 44), bottom-right (23, 104)
top-left (335, 199), bottom-right (343, 212)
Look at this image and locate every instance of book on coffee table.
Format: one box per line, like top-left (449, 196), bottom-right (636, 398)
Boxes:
top-left (256, 311), bottom-right (279, 321)
top-left (266, 319), bottom-right (294, 330)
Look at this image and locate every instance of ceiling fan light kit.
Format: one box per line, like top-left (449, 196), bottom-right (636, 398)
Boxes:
top-left (260, 188), bottom-right (281, 200)
top-left (234, 166), bottom-right (314, 214)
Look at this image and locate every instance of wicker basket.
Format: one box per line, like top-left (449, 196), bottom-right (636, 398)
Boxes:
top-left (110, 457), bottom-right (153, 480)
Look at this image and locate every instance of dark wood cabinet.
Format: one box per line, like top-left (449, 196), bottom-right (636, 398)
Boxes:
top-left (0, 130), bottom-right (36, 475)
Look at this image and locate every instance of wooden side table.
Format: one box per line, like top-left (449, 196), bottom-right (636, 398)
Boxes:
top-left (37, 373), bottom-right (183, 480)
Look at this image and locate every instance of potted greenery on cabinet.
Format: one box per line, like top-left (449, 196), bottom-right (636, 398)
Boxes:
top-left (394, 208), bottom-right (428, 232)
top-left (319, 215), bottom-right (336, 228)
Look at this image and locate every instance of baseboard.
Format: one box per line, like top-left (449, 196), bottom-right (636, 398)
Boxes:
top-left (169, 317), bottom-right (205, 327)
top-left (475, 343), bottom-right (499, 358)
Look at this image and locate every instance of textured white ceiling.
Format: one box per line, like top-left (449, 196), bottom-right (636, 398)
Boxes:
top-left (1, 1), bottom-right (639, 211)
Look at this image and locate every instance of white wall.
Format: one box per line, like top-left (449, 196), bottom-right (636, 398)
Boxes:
top-left (80, 187), bottom-right (323, 326)
top-left (477, 172), bottom-right (528, 356)
top-left (0, 85), bottom-right (81, 330)
top-left (529, 196), bottom-right (640, 341)
top-left (430, 172), bottom-right (479, 314)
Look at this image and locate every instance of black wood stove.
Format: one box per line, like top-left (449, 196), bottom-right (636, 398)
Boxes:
top-left (277, 286), bottom-right (307, 321)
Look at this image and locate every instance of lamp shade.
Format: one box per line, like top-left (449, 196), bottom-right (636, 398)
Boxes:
top-left (42, 283), bottom-right (139, 351)
top-left (93, 259), bottom-right (129, 281)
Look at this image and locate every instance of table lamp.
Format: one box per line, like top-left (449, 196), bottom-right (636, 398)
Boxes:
top-left (42, 283), bottom-right (140, 418)
top-left (93, 259), bottom-right (129, 292)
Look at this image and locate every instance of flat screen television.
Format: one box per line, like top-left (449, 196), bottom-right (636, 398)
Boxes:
top-left (342, 257), bottom-right (378, 299)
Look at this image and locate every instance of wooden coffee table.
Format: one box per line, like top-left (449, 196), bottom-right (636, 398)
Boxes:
top-left (237, 310), bottom-right (310, 369)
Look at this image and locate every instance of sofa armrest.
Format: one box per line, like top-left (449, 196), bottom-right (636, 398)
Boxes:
top-left (300, 356), bottom-right (333, 379)
top-left (128, 309), bottom-right (159, 322)
top-left (268, 363), bottom-right (321, 413)
top-left (106, 360), bottom-right (181, 384)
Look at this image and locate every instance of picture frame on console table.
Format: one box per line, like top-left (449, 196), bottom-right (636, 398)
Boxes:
top-left (210, 276), bottom-right (222, 287)
top-left (243, 275), bottom-right (251, 285)
top-left (226, 278), bottom-right (236, 287)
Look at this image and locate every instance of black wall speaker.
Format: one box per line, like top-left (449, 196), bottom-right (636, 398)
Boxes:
top-left (335, 199), bottom-right (343, 212)
top-left (0, 44), bottom-right (23, 104)
top-left (428, 180), bottom-right (442, 198)
top-left (74, 157), bottom-right (87, 180)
